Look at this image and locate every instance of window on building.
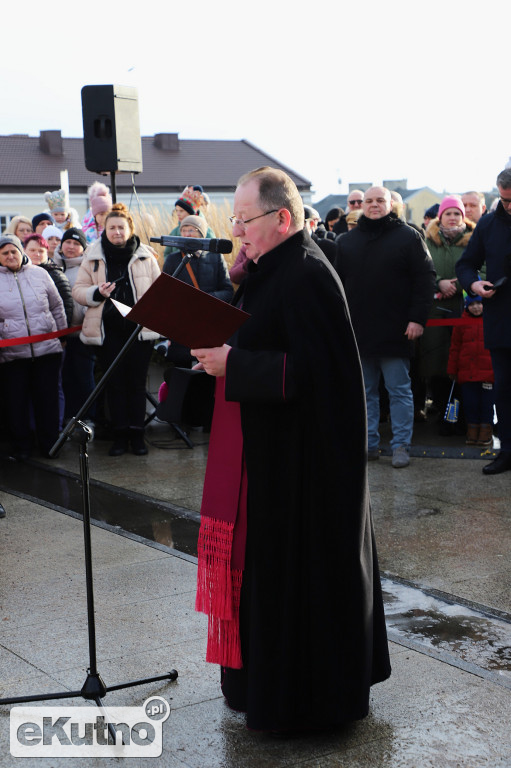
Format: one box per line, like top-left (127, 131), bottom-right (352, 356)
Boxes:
top-left (0, 214), bottom-right (20, 234)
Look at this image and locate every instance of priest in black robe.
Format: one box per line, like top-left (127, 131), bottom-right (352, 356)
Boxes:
top-left (192, 166), bottom-right (391, 733)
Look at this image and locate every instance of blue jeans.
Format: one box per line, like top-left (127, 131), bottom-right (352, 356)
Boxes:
top-left (460, 381), bottom-right (494, 425)
top-left (361, 357), bottom-right (413, 450)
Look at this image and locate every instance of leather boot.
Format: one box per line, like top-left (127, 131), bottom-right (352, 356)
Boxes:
top-left (129, 427), bottom-right (148, 456)
top-left (477, 424), bottom-right (493, 446)
top-left (482, 450), bottom-right (511, 475)
top-left (465, 424), bottom-right (479, 445)
top-left (108, 429), bottom-right (129, 457)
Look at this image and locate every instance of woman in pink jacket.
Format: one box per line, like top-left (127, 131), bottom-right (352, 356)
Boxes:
top-left (0, 235), bottom-right (67, 459)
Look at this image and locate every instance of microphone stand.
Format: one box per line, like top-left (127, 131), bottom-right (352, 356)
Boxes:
top-left (0, 249), bottom-right (199, 731)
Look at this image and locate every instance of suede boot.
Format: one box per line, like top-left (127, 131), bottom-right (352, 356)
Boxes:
top-left (129, 427), bottom-right (148, 456)
top-left (109, 429), bottom-right (129, 457)
top-left (465, 424), bottom-right (480, 445)
top-left (477, 424), bottom-right (493, 446)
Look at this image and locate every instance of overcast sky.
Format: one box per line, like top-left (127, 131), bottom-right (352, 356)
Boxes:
top-left (2, 1), bottom-right (507, 202)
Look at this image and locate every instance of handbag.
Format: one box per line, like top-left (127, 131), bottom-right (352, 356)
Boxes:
top-left (444, 380), bottom-right (460, 423)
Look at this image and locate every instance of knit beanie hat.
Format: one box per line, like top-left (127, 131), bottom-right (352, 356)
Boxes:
top-left (88, 182), bottom-right (113, 217)
top-left (175, 198), bottom-right (195, 216)
top-left (438, 195), bottom-right (465, 220)
top-left (32, 212), bottom-right (53, 229)
top-left (42, 225), bottom-right (63, 241)
top-left (464, 294), bottom-right (482, 308)
top-left (44, 189), bottom-right (69, 214)
top-left (61, 227), bottom-right (87, 250)
top-left (0, 234), bottom-right (24, 255)
top-left (180, 215), bottom-right (208, 238)
top-left (424, 203), bottom-right (440, 219)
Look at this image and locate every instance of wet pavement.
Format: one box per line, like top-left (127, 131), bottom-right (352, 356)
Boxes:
top-left (1, 379), bottom-right (511, 767)
top-left (382, 578), bottom-right (511, 688)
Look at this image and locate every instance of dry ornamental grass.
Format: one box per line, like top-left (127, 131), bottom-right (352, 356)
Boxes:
top-left (131, 199), bottom-right (240, 273)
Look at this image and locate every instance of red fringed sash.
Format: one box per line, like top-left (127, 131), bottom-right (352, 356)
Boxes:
top-left (195, 376), bottom-right (247, 669)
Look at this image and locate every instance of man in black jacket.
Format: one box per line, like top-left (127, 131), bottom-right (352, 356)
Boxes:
top-left (336, 186), bottom-right (436, 468)
top-left (456, 169), bottom-right (511, 475)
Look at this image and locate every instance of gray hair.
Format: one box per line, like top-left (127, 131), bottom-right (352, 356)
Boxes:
top-left (462, 190), bottom-right (485, 202)
top-left (496, 169), bottom-right (511, 189)
top-left (237, 167), bottom-right (305, 229)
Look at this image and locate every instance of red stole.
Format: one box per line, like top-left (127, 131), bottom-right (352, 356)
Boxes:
top-left (195, 376), bottom-right (247, 668)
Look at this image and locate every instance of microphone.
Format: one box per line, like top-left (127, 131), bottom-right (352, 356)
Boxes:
top-left (150, 235), bottom-right (233, 254)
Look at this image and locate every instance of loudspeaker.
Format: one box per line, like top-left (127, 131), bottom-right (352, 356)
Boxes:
top-left (81, 85), bottom-right (143, 174)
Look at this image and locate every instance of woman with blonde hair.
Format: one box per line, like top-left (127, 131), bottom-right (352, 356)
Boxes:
top-left (5, 216), bottom-right (33, 243)
top-left (72, 203), bottom-right (160, 456)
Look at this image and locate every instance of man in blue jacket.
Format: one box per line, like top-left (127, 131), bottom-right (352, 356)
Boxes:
top-left (456, 168), bottom-right (511, 475)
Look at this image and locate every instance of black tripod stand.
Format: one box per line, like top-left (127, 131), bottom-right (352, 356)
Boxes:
top-left (0, 262), bottom-right (191, 729)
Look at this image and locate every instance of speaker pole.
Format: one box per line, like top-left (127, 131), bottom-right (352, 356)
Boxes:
top-left (110, 172), bottom-right (117, 204)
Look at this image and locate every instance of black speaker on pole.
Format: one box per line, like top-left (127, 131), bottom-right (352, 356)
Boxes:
top-left (81, 85), bottom-right (143, 174)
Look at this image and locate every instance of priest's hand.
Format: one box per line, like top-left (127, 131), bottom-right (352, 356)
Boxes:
top-left (191, 344), bottom-right (231, 377)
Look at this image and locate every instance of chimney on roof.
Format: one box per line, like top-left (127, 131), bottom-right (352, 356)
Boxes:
top-left (153, 133), bottom-right (179, 151)
top-left (383, 179), bottom-right (407, 192)
top-left (39, 130), bottom-right (63, 156)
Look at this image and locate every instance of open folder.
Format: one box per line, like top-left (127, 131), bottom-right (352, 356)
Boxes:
top-left (111, 272), bottom-right (250, 348)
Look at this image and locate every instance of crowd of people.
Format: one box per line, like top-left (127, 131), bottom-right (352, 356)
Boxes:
top-left (0, 183), bottom-right (236, 462)
top-left (1, 164), bottom-right (510, 735)
top-left (309, 181), bottom-right (508, 475)
top-left (0, 171), bottom-right (509, 480)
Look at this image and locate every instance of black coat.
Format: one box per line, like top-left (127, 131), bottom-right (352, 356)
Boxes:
top-left (312, 231), bottom-right (337, 264)
top-left (40, 259), bottom-right (74, 327)
top-left (222, 229), bottom-right (391, 731)
top-left (456, 202), bottom-right (511, 349)
top-left (335, 213), bottom-right (436, 358)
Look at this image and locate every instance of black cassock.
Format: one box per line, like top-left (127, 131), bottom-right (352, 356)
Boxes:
top-left (220, 230), bottom-right (391, 731)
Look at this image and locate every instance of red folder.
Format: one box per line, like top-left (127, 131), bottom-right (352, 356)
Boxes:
top-left (125, 272), bottom-right (250, 348)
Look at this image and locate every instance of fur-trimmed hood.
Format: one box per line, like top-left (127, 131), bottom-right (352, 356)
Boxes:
top-left (425, 217), bottom-right (476, 248)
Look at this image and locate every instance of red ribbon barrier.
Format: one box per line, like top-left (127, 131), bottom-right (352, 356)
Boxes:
top-left (0, 318), bottom-right (471, 347)
top-left (426, 318), bottom-right (474, 327)
top-left (0, 325), bottom-right (82, 348)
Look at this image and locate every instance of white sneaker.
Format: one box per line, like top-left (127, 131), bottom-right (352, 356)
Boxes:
top-left (392, 444), bottom-right (410, 468)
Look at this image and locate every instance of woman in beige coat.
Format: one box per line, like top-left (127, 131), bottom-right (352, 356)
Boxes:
top-left (72, 203), bottom-right (160, 456)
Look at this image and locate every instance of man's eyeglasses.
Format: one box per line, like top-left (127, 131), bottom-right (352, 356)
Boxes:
top-left (499, 196), bottom-right (511, 207)
top-left (229, 209), bottom-right (279, 229)
top-left (348, 199), bottom-right (363, 206)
